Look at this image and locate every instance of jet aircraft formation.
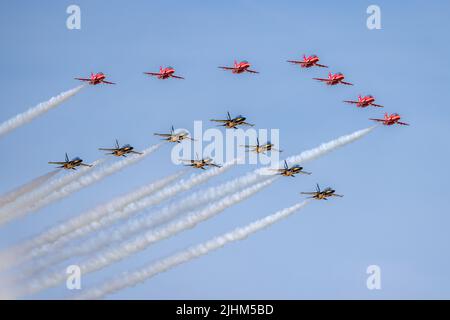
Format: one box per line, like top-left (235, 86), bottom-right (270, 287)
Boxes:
top-left (68, 54), bottom-right (409, 199)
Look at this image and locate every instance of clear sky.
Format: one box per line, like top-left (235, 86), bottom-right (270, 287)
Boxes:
top-left (1, 0), bottom-right (450, 299)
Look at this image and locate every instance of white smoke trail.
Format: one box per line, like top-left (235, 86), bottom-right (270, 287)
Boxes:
top-left (0, 171), bottom-right (59, 208)
top-left (75, 200), bottom-right (310, 299)
top-left (17, 161), bottom-right (237, 275)
top-left (21, 179), bottom-right (274, 295)
top-left (0, 144), bottom-right (162, 225)
top-left (0, 86), bottom-right (85, 138)
top-left (19, 125), bottom-right (375, 275)
top-left (0, 159), bottom-right (104, 226)
top-left (13, 170), bottom-right (186, 272)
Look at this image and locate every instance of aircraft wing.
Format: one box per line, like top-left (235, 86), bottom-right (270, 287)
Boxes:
top-left (371, 103), bottom-right (384, 108)
top-left (218, 66), bottom-right (236, 70)
top-left (397, 121), bottom-right (410, 126)
top-left (343, 100), bottom-right (358, 104)
top-left (130, 151), bottom-right (144, 155)
top-left (313, 78), bottom-right (329, 82)
top-left (315, 63), bottom-right (328, 68)
top-left (333, 194), bottom-right (344, 197)
top-left (340, 81), bottom-right (354, 86)
top-left (209, 163), bottom-right (222, 168)
top-left (242, 122), bottom-right (255, 127)
top-left (102, 80), bottom-right (116, 84)
top-left (210, 119), bottom-right (229, 123)
top-left (369, 118), bottom-right (385, 122)
top-left (171, 75), bottom-right (185, 79)
top-left (246, 69), bottom-right (259, 74)
top-left (300, 192), bottom-right (317, 195)
top-left (48, 161), bottom-right (66, 165)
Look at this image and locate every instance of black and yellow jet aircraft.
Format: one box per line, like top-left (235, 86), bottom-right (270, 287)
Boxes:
top-left (271, 160), bottom-right (311, 177)
top-left (210, 112), bottom-right (254, 129)
top-left (180, 153), bottom-right (222, 170)
top-left (154, 126), bottom-right (193, 143)
top-left (48, 153), bottom-right (92, 170)
top-left (301, 184), bottom-right (343, 200)
top-left (98, 139), bottom-right (143, 157)
top-left (241, 138), bottom-right (281, 154)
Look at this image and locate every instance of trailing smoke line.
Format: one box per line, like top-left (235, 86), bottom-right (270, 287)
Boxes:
top-left (16, 160), bottom-right (237, 276)
top-left (13, 170), bottom-right (187, 273)
top-left (21, 179), bottom-right (273, 296)
top-left (34, 166), bottom-right (271, 264)
top-left (75, 200), bottom-right (310, 299)
top-left (0, 171), bottom-right (59, 208)
top-left (0, 144), bottom-right (161, 225)
top-left (16, 125), bottom-right (375, 275)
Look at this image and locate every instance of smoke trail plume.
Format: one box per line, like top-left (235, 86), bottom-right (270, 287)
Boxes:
top-left (0, 250), bottom-right (22, 299)
top-left (15, 170), bottom-right (186, 268)
top-left (0, 159), bottom-right (105, 225)
top-left (0, 159), bottom-right (104, 226)
top-left (0, 86), bottom-right (84, 138)
top-left (19, 125), bottom-right (375, 274)
top-left (75, 200), bottom-right (309, 299)
top-left (258, 126), bottom-right (377, 175)
top-left (39, 165), bottom-right (268, 263)
top-left (0, 144), bottom-right (161, 225)
top-left (21, 179), bottom-right (273, 296)
top-left (0, 171), bottom-right (59, 208)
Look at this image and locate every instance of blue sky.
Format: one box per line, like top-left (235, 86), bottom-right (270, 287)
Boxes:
top-left (1, 0), bottom-right (450, 299)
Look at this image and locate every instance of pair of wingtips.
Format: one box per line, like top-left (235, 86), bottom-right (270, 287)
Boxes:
top-left (300, 183), bottom-right (343, 200)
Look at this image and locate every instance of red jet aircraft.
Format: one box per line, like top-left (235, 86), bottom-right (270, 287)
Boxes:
top-left (75, 72), bottom-right (115, 85)
top-left (287, 54), bottom-right (328, 68)
top-left (370, 113), bottom-right (409, 126)
top-left (218, 60), bottom-right (259, 74)
top-left (344, 95), bottom-right (384, 108)
top-left (144, 66), bottom-right (184, 80)
top-left (313, 72), bottom-right (353, 86)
